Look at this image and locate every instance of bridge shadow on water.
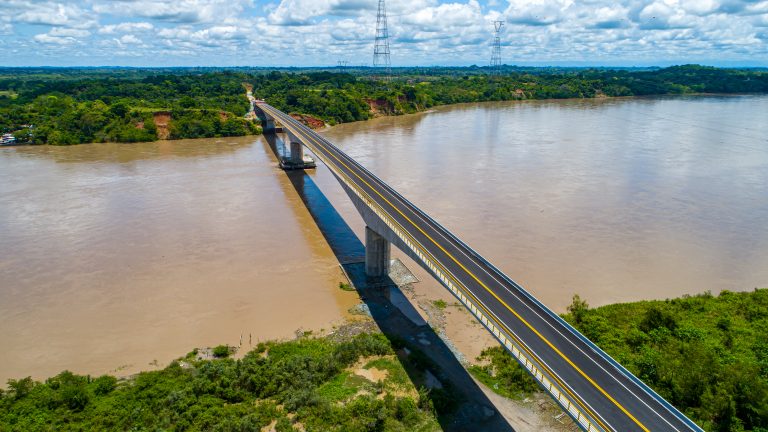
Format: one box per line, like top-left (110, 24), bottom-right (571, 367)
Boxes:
top-left (262, 134), bottom-right (516, 432)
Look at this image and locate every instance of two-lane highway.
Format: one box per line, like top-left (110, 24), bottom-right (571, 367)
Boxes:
top-left (257, 102), bottom-right (702, 432)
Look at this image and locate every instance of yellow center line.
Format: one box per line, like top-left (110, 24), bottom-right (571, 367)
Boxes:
top-left (265, 105), bottom-right (649, 432)
top-left (269, 109), bottom-right (611, 430)
top-left (272, 108), bottom-right (621, 431)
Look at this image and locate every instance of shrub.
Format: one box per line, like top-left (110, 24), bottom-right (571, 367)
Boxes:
top-left (212, 345), bottom-right (230, 358)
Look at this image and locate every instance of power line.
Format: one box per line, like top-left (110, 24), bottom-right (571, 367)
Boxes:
top-left (490, 20), bottom-right (504, 75)
top-left (373, 0), bottom-right (391, 80)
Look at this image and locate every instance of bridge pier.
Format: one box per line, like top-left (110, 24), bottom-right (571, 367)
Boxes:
top-left (365, 226), bottom-right (390, 278)
top-left (278, 130), bottom-right (316, 170)
top-left (263, 118), bottom-right (276, 133)
top-left (290, 140), bottom-right (303, 164)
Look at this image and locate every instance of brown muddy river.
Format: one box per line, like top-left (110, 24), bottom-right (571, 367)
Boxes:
top-left (2, 95), bottom-right (767, 382)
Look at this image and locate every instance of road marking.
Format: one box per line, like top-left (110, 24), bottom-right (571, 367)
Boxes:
top-left (264, 107), bottom-right (613, 431)
top-left (342, 153), bottom-right (688, 431)
top-left (263, 105), bottom-right (652, 431)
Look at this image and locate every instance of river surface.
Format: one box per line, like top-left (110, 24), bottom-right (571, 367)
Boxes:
top-left (2, 95), bottom-right (767, 382)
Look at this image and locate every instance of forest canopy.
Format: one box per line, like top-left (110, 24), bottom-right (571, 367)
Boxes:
top-left (1, 65), bottom-right (767, 144)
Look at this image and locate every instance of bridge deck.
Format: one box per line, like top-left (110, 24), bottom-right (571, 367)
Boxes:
top-left (257, 102), bottom-right (702, 432)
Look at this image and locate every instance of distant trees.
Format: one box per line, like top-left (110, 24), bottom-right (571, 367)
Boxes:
top-left (1, 65), bottom-right (767, 144)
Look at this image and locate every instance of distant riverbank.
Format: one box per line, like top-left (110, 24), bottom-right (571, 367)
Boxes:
top-left (2, 65), bottom-right (767, 145)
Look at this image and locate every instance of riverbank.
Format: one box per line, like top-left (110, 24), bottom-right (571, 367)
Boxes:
top-left (3, 288), bottom-right (765, 431)
top-left (2, 65), bottom-right (767, 145)
top-left (472, 288), bottom-right (768, 431)
top-left (2, 94), bottom-right (766, 431)
top-left (0, 136), bottom-right (362, 384)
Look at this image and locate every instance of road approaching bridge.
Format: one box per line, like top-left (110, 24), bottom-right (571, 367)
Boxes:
top-left (256, 102), bottom-right (702, 432)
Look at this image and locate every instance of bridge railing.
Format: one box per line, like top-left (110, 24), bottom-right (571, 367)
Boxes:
top-left (266, 108), bottom-right (609, 431)
top-left (259, 104), bottom-right (702, 431)
top-left (300, 118), bottom-right (701, 432)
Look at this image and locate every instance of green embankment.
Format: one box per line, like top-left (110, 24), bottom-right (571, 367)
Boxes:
top-left (0, 333), bottom-right (444, 431)
top-left (2, 290), bottom-right (767, 431)
top-left (471, 288), bottom-right (768, 432)
top-left (1, 65), bottom-right (767, 144)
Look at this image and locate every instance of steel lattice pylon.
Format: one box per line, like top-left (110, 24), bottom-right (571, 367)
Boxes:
top-left (373, 0), bottom-right (391, 80)
top-left (490, 20), bottom-right (504, 75)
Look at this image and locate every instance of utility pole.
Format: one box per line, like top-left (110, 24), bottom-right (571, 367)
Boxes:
top-left (373, 0), bottom-right (391, 80)
top-left (490, 20), bottom-right (504, 75)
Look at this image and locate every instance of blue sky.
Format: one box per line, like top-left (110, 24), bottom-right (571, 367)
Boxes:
top-left (1, 0), bottom-right (767, 67)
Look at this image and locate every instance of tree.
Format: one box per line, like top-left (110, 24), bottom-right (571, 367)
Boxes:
top-left (567, 294), bottom-right (589, 325)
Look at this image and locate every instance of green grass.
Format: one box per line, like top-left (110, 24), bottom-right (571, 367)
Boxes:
top-left (365, 356), bottom-right (410, 388)
top-left (316, 371), bottom-right (361, 401)
top-left (432, 299), bottom-right (447, 310)
top-left (338, 281), bottom-right (355, 291)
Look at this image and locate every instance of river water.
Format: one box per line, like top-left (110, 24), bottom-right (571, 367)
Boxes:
top-left (2, 95), bottom-right (767, 382)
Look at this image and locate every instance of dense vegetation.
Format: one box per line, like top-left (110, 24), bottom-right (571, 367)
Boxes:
top-left (4, 290), bottom-right (768, 430)
top-left (473, 289), bottom-right (768, 431)
top-left (1, 65), bottom-right (767, 145)
top-left (0, 333), bottom-right (445, 431)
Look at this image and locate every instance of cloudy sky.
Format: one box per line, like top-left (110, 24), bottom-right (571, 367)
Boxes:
top-left (1, 0), bottom-right (767, 67)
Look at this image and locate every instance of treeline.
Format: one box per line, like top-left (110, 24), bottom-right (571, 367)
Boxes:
top-left (0, 71), bottom-right (258, 144)
top-left (0, 333), bottom-right (444, 431)
top-left (474, 289), bottom-right (768, 431)
top-left (1, 65), bottom-right (767, 144)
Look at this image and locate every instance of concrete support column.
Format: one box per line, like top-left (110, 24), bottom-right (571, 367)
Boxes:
top-left (365, 226), bottom-right (390, 278)
top-left (290, 141), bottom-right (303, 164)
top-left (263, 118), bottom-right (275, 133)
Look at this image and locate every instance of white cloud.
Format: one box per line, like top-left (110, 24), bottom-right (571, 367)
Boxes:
top-left (49, 28), bottom-right (91, 38)
top-left (2, 0), bottom-right (768, 66)
top-left (92, 0), bottom-right (254, 23)
top-left (635, 1), bottom-right (697, 30)
top-left (12, 2), bottom-right (96, 29)
top-left (504, 0), bottom-right (574, 26)
top-left (99, 22), bottom-right (154, 35)
top-left (267, 0), bottom-right (438, 25)
top-left (119, 34), bottom-right (142, 44)
top-left (33, 33), bottom-right (77, 45)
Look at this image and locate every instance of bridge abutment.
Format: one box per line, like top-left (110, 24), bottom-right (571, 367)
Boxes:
top-left (365, 226), bottom-right (390, 278)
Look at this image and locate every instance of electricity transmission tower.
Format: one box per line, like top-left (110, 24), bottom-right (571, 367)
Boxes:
top-left (373, 0), bottom-right (391, 80)
top-left (490, 20), bottom-right (504, 75)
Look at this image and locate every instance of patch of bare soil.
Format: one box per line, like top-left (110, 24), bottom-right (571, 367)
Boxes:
top-left (404, 282), bottom-right (579, 431)
top-left (153, 111), bottom-right (171, 140)
top-left (364, 98), bottom-right (393, 117)
top-left (476, 380), bottom-right (580, 432)
top-left (290, 113), bottom-right (325, 129)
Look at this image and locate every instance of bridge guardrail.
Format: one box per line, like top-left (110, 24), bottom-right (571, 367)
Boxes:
top-left (315, 125), bottom-right (702, 432)
top-left (258, 103), bottom-right (703, 431)
top-left (264, 106), bottom-right (608, 431)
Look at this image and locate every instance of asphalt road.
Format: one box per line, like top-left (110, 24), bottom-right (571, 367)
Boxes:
top-left (257, 102), bottom-right (702, 432)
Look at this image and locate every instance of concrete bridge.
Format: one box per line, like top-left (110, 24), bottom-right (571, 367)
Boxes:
top-left (255, 102), bottom-right (703, 432)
